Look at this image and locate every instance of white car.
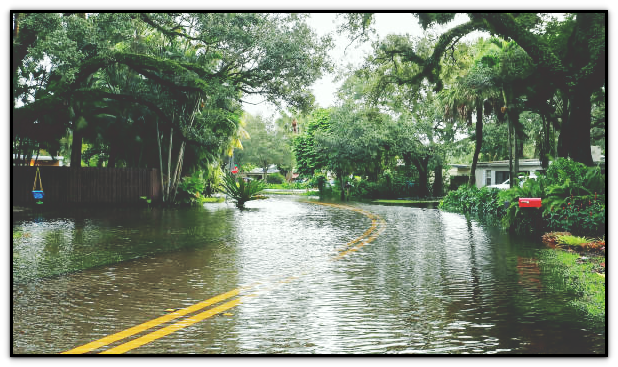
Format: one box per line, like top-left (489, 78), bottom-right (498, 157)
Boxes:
top-left (487, 173), bottom-right (537, 190)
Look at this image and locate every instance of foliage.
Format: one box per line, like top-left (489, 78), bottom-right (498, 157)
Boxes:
top-left (292, 108), bottom-right (332, 177)
top-left (350, 172), bottom-right (418, 200)
top-left (545, 157), bottom-right (589, 187)
top-left (340, 12), bottom-right (605, 165)
top-left (13, 13), bottom-right (332, 205)
top-left (219, 173), bottom-right (266, 209)
top-left (235, 113), bottom-right (294, 181)
top-left (542, 163), bottom-right (605, 235)
top-left (176, 171), bottom-right (208, 206)
top-left (543, 192), bottom-right (605, 236)
top-left (555, 234), bottom-right (590, 246)
top-left (441, 159), bottom-right (605, 236)
top-left (308, 173), bottom-right (328, 196)
top-left (267, 172), bottom-right (286, 184)
top-left (439, 185), bottom-right (505, 218)
top-left (498, 177), bottom-right (546, 234)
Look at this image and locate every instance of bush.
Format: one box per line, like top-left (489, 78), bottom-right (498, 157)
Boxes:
top-left (267, 172), bottom-right (286, 184)
top-left (544, 193), bottom-right (605, 236)
top-left (349, 172), bottom-right (417, 200)
top-left (545, 157), bottom-right (588, 186)
top-left (439, 184), bottom-right (505, 218)
top-left (440, 165), bottom-right (606, 237)
top-left (499, 177), bottom-right (546, 234)
top-left (543, 165), bottom-right (605, 236)
top-left (306, 173), bottom-right (325, 194)
top-left (176, 171), bottom-right (208, 206)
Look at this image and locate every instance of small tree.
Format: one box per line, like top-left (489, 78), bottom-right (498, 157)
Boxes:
top-left (219, 173), bottom-right (266, 209)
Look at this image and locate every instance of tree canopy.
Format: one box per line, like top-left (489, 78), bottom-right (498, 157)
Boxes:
top-left (339, 12), bottom-right (606, 166)
top-left (13, 12), bottom-right (333, 172)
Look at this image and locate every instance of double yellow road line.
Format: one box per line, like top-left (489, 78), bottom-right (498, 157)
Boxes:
top-left (62, 202), bottom-right (385, 354)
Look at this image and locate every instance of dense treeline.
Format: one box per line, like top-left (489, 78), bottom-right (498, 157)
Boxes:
top-left (288, 13), bottom-right (605, 201)
top-left (13, 13), bottom-right (606, 206)
top-left (12, 12), bottom-right (332, 203)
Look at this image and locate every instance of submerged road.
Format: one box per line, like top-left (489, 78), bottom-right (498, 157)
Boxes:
top-left (62, 202), bottom-right (387, 354)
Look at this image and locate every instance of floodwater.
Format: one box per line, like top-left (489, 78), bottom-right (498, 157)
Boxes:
top-left (12, 195), bottom-right (605, 354)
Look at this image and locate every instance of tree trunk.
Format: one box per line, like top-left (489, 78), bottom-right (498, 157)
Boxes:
top-left (156, 120), bottom-right (165, 202)
top-left (166, 127), bottom-right (173, 202)
top-left (338, 171), bottom-right (346, 201)
top-left (564, 88), bottom-right (594, 165)
top-left (170, 145), bottom-right (185, 203)
top-left (412, 156), bottom-right (429, 198)
top-left (169, 140), bottom-right (185, 200)
top-left (70, 127), bottom-right (83, 169)
top-left (469, 101), bottom-right (483, 186)
top-left (503, 88), bottom-right (517, 188)
top-left (433, 159), bottom-right (443, 197)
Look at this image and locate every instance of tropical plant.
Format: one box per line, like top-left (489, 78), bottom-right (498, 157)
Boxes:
top-left (499, 177), bottom-right (546, 233)
top-left (175, 171), bottom-right (208, 206)
top-left (542, 164), bottom-right (605, 234)
top-left (219, 173), bottom-right (266, 209)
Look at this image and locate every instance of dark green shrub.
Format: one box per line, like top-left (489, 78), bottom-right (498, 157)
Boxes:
top-left (267, 172), bottom-right (286, 184)
top-left (545, 157), bottom-right (588, 186)
top-left (439, 184), bottom-right (505, 217)
top-left (542, 165), bottom-right (605, 235)
top-left (309, 173), bottom-right (328, 196)
top-left (176, 171), bottom-right (207, 206)
top-left (499, 178), bottom-right (546, 234)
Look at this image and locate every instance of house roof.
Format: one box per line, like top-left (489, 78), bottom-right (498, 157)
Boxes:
top-left (246, 164), bottom-right (279, 174)
top-left (476, 159), bottom-right (543, 167)
top-left (13, 155), bottom-right (64, 161)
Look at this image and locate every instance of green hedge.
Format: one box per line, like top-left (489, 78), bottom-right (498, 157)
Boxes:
top-left (439, 159), bottom-right (605, 236)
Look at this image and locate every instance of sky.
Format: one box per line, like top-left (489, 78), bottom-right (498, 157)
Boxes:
top-left (242, 13), bottom-right (489, 118)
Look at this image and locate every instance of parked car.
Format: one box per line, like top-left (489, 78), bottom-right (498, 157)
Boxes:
top-left (487, 172), bottom-right (537, 189)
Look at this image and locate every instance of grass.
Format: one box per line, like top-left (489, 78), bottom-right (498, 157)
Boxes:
top-left (538, 249), bottom-right (605, 321)
top-left (372, 199), bottom-right (440, 204)
top-left (264, 190), bottom-right (316, 196)
top-left (202, 197), bottom-right (225, 203)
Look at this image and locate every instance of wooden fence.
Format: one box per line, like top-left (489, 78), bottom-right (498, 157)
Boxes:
top-left (12, 167), bottom-right (161, 205)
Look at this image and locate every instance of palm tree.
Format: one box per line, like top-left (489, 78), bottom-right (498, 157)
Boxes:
top-left (439, 58), bottom-right (501, 186)
top-left (219, 172), bottom-right (266, 209)
top-left (441, 37), bottom-right (534, 188)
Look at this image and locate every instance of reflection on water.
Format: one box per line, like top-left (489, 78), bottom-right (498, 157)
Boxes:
top-left (12, 197), bottom-right (605, 354)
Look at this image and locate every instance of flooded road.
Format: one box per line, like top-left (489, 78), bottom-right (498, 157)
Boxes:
top-left (12, 196), bottom-right (605, 354)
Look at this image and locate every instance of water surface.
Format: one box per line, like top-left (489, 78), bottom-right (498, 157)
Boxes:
top-left (12, 196), bottom-right (605, 354)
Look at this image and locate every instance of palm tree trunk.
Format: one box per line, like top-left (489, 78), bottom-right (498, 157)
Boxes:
top-left (166, 126), bottom-right (173, 202)
top-left (469, 100), bottom-right (483, 186)
top-left (156, 120), bottom-right (165, 200)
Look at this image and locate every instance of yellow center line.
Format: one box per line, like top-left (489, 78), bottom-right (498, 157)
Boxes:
top-left (62, 286), bottom-right (251, 354)
top-left (63, 201), bottom-right (385, 354)
top-left (100, 297), bottom-right (245, 354)
top-left (100, 275), bottom-right (302, 354)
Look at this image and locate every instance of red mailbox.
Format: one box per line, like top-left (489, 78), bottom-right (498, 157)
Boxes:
top-left (519, 198), bottom-right (542, 208)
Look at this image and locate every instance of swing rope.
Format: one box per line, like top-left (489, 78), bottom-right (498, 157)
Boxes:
top-left (32, 167), bottom-right (43, 192)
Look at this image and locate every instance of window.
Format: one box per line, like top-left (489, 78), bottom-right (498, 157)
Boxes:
top-left (485, 170), bottom-right (491, 186)
top-left (496, 171), bottom-right (510, 184)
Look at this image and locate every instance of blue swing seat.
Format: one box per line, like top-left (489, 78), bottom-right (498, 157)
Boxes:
top-left (32, 190), bottom-right (44, 200)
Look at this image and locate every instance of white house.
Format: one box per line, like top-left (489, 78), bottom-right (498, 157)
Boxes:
top-left (474, 150), bottom-right (605, 189)
top-left (475, 159), bottom-right (543, 188)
